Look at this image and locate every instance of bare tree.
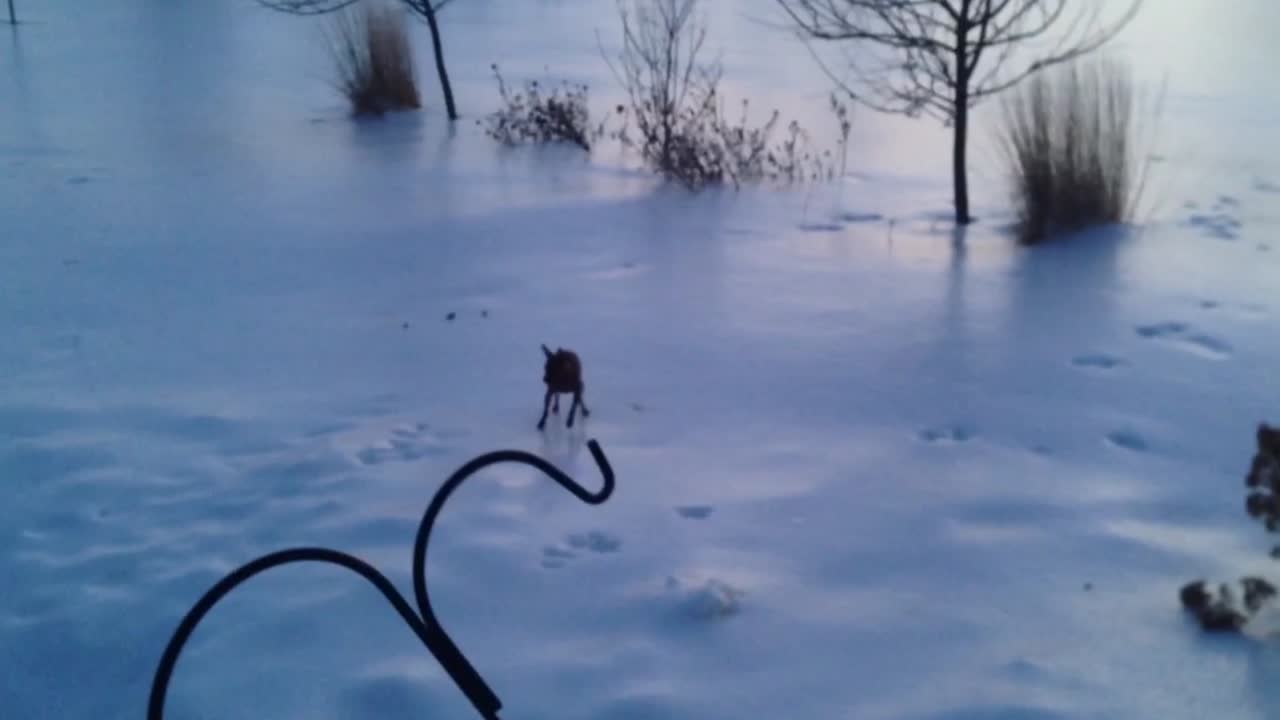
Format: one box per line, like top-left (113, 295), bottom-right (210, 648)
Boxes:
top-left (608, 0), bottom-right (719, 180)
top-left (602, 0), bottom-right (832, 189)
top-left (7, 0), bottom-right (17, 25)
top-left (775, 0), bottom-right (1142, 224)
top-left (257, 0), bottom-right (459, 121)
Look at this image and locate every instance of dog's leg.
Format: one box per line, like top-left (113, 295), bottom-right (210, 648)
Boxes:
top-left (579, 389), bottom-right (590, 418)
top-left (552, 394), bottom-right (560, 415)
top-left (537, 390), bottom-right (552, 430)
top-left (566, 391), bottom-right (581, 428)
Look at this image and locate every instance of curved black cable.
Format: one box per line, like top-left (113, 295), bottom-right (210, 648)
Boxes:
top-left (147, 438), bottom-right (615, 720)
top-left (411, 440), bottom-right (615, 717)
top-left (146, 548), bottom-right (432, 719)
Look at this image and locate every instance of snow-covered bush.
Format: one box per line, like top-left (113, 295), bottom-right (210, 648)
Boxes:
top-left (482, 65), bottom-right (601, 152)
top-left (324, 1), bottom-right (420, 116)
top-left (998, 58), bottom-right (1150, 244)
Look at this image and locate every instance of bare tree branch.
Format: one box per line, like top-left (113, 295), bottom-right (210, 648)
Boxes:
top-left (774, 0), bottom-right (1143, 223)
top-left (256, 0), bottom-right (361, 16)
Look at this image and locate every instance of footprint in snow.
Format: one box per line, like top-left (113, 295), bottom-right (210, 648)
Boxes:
top-left (1255, 178), bottom-right (1280, 194)
top-left (1181, 332), bottom-right (1233, 360)
top-left (540, 530), bottom-right (621, 569)
top-left (1070, 353), bottom-right (1124, 370)
top-left (798, 222), bottom-right (844, 233)
top-left (540, 545), bottom-right (577, 569)
top-left (675, 505), bottom-right (714, 520)
top-left (1134, 321), bottom-right (1231, 360)
top-left (1183, 201), bottom-right (1242, 239)
top-left (919, 425), bottom-right (975, 444)
top-left (1135, 321), bottom-right (1189, 339)
top-left (356, 422), bottom-right (447, 465)
top-left (1106, 430), bottom-right (1148, 453)
top-left (592, 262), bottom-right (646, 280)
top-left (837, 212), bottom-right (884, 224)
top-left (567, 530), bottom-right (622, 553)
top-left (1182, 195), bottom-right (1243, 240)
top-left (664, 576), bottom-right (745, 620)
top-left (67, 176), bottom-right (92, 185)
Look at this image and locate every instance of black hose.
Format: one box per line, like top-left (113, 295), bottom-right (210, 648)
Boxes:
top-left (147, 438), bottom-right (616, 720)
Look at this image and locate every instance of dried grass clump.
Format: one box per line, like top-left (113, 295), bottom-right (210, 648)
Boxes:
top-left (998, 58), bottom-right (1152, 244)
top-left (326, 2), bottom-right (420, 116)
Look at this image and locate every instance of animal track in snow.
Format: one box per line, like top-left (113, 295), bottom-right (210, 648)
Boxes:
top-left (797, 222), bottom-right (844, 233)
top-left (540, 530), bottom-right (622, 569)
top-left (1183, 195), bottom-right (1243, 239)
top-left (1106, 430), bottom-right (1148, 453)
top-left (540, 545), bottom-right (577, 569)
top-left (1255, 178), bottom-right (1280, 194)
top-left (1182, 203), bottom-right (1244, 239)
top-left (354, 422), bottom-right (448, 466)
top-left (1134, 321), bottom-right (1231, 360)
top-left (543, 545), bottom-right (576, 560)
top-left (837, 211), bottom-right (885, 224)
top-left (1070, 353), bottom-right (1124, 370)
top-left (1181, 332), bottom-right (1233, 359)
top-left (664, 576), bottom-right (745, 620)
top-left (1135, 321), bottom-right (1189, 339)
top-left (567, 530), bottom-right (622, 553)
top-left (675, 505), bottom-right (714, 520)
top-left (592, 261), bottom-right (647, 280)
top-left (919, 425), bottom-right (976, 444)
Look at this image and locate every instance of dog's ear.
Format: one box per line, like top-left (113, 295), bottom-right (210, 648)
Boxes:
top-left (542, 344), bottom-right (552, 359)
top-left (1261, 423), bottom-right (1280, 454)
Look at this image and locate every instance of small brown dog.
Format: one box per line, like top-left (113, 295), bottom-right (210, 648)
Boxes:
top-left (538, 344), bottom-right (590, 430)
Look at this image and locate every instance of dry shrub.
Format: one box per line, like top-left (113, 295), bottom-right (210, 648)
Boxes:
top-left (482, 65), bottom-right (600, 152)
top-left (998, 57), bottom-right (1153, 244)
top-left (606, 0), bottom-right (839, 189)
top-left (325, 1), bottom-right (420, 116)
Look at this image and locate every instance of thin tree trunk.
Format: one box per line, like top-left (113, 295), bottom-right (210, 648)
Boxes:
top-left (423, 5), bottom-right (458, 121)
top-left (953, 97), bottom-right (971, 225)
top-left (7, 0), bottom-right (16, 25)
top-left (952, 0), bottom-right (972, 225)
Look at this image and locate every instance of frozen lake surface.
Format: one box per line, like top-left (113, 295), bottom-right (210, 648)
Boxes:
top-left (3, 1), bottom-right (1280, 718)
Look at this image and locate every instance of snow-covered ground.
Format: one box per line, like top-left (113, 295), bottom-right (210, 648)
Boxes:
top-left (3, 1), bottom-right (1280, 719)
